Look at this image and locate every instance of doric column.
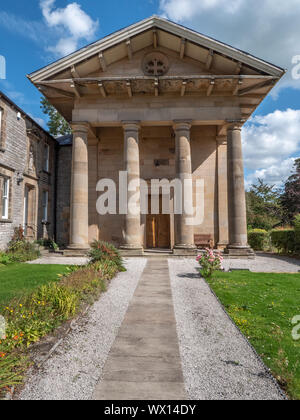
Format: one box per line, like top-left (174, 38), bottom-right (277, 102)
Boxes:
top-left (226, 123), bottom-right (253, 256)
top-left (173, 121), bottom-right (196, 254)
top-left (120, 121), bottom-right (143, 254)
top-left (217, 135), bottom-right (229, 249)
top-left (69, 123), bottom-right (89, 250)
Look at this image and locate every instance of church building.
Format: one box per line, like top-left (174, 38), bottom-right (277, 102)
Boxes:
top-left (27, 16), bottom-right (285, 256)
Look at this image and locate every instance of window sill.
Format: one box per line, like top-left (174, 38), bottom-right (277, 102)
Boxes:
top-left (42, 170), bottom-right (51, 176)
top-left (0, 219), bottom-right (12, 224)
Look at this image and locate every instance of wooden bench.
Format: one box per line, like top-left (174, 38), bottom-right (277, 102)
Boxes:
top-left (194, 234), bottom-right (213, 249)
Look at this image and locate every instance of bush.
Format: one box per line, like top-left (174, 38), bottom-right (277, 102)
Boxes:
top-left (36, 238), bottom-right (59, 251)
top-left (271, 229), bottom-right (296, 254)
top-left (0, 253), bottom-right (13, 266)
top-left (6, 228), bottom-right (40, 263)
top-left (7, 241), bottom-right (40, 263)
top-left (248, 229), bottom-right (269, 251)
top-left (294, 214), bottom-right (300, 253)
top-left (88, 240), bottom-right (125, 271)
top-left (196, 249), bottom-right (223, 279)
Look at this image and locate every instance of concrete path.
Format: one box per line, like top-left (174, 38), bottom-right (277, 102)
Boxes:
top-left (93, 258), bottom-right (187, 400)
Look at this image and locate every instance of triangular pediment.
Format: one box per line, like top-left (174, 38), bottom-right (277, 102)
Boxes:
top-left (29, 16), bottom-right (284, 83)
top-left (29, 16), bottom-right (285, 122)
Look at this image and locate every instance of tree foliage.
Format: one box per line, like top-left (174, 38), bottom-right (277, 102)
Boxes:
top-left (40, 98), bottom-right (71, 137)
top-left (246, 179), bottom-right (283, 230)
top-left (281, 158), bottom-right (300, 223)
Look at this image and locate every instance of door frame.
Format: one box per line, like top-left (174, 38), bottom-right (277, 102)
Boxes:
top-left (145, 193), bottom-right (171, 249)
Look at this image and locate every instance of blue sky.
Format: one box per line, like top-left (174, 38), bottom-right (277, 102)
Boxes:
top-left (0, 0), bottom-right (300, 187)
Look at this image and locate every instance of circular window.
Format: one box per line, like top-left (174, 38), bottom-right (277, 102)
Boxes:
top-left (142, 52), bottom-right (169, 76)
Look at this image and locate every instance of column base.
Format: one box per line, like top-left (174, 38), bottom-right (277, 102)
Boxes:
top-left (217, 242), bottom-right (229, 251)
top-left (119, 245), bottom-right (144, 256)
top-left (224, 245), bottom-right (255, 259)
top-left (64, 245), bottom-right (90, 257)
top-left (173, 245), bottom-right (197, 256)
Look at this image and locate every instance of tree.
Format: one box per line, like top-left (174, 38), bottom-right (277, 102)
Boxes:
top-left (246, 179), bottom-right (283, 230)
top-left (40, 98), bottom-right (71, 137)
top-left (281, 158), bottom-right (300, 224)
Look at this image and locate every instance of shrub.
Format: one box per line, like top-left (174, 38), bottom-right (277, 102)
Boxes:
top-left (88, 240), bottom-right (125, 270)
top-left (6, 229), bottom-right (40, 263)
top-left (0, 253), bottom-right (13, 266)
top-left (196, 249), bottom-right (223, 279)
top-left (37, 238), bottom-right (59, 251)
top-left (271, 229), bottom-right (296, 254)
top-left (294, 214), bottom-right (300, 253)
top-left (248, 229), bottom-right (269, 251)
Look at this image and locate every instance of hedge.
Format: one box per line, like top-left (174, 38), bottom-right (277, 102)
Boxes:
top-left (270, 229), bottom-right (296, 254)
top-left (248, 229), bottom-right (269, 251)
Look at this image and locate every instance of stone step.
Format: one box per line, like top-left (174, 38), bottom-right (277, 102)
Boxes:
top-left (63, 249), bottom-right (89, 257)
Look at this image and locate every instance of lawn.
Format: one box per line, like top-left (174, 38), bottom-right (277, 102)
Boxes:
top-left (206, 271), bottom-right (300, 400)
top-left (0, 264), bottom-right (69, 307)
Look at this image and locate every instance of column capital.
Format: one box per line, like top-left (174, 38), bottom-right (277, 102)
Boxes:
top-left (70, 122), bottom-right (89, 134)
top-left (226, 119), bottom-right (245, 132)
top-left (173, 120), bottom-right (192, 131)
top-left (173, 120), bottom-right (192, 132)
top-left (122, 121), bottom-right (141, 132)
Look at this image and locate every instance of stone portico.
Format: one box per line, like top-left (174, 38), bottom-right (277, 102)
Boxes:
top-left (28, 16), bottom-right (285, 256)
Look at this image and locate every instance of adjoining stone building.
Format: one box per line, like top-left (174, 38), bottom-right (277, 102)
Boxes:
top-left (27, 16), bottom-right (285, 256)
top-left (0, 90), bottom-right (56, 249)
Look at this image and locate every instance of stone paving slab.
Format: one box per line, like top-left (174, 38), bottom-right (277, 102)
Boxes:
top-left (94, 381), bottom-right (187, 401)
top-left (93, 258), bottom-right (187, 400)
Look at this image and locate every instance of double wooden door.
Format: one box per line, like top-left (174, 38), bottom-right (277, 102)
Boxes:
top-left (146, 195), bottom-right (170, 249)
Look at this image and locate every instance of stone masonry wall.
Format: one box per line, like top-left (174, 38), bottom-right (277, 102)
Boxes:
top-left (0, 95), bottom-right (56, 249)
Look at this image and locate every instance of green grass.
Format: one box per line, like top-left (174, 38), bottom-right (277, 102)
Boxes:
top-left (206, 271), bottom-right (300, 400)
top-left (0, 264), bottom-right (69, 306)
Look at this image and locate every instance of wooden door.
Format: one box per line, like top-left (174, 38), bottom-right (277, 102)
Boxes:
top-left (146, 195), bottom-right (170, 249)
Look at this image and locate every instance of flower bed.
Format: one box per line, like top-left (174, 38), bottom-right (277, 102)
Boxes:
top-left (0, 246), bottom-right (125, 398)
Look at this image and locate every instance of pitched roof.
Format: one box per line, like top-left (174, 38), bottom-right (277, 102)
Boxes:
top-left (28, 15), bottom-right (285, 83)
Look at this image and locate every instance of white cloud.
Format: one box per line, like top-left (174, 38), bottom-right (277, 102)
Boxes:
top-left (243, 109), bottom-right (300, 187)
top-left (40, 0), bottom-right (99, 56)
top-left (159, 0), bottom-right (300, 91)
top-left (0, 11), bottom-right (45, 43)
top-left (245, 158), bottom-right (296, 189)
top-left (0, 2), bottom-right (99, 59)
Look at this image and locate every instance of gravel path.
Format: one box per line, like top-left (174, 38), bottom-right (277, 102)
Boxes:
top-left (18, 258), bottom-right (147, 400)
top-left (222, 254), bottom-right (300, 273)
top-left (27, 256), bottom-right (89, 265)
top-left (169, 258), bottom-right (284, 400)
